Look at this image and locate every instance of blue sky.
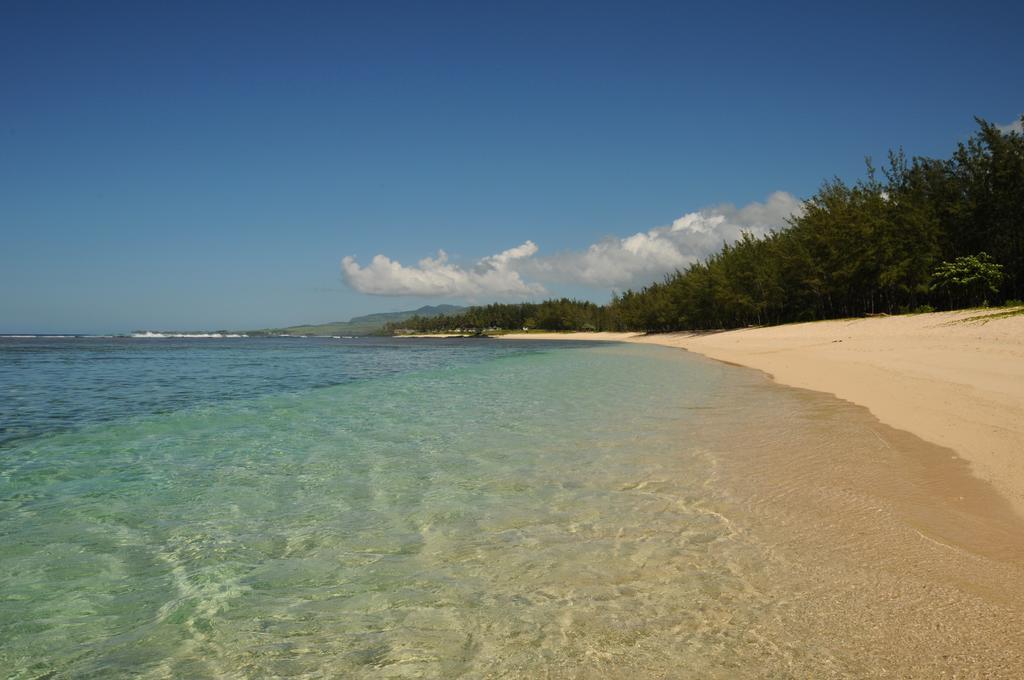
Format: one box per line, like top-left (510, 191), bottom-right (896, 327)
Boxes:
top-left (2, 1), bottom-right (1021, 333)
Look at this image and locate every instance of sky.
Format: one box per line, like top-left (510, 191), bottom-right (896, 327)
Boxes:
top-left (1, 1), bottom-right (1022, 333)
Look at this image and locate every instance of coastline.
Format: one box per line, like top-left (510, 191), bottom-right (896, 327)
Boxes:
top-left (492, 308), bottom-right (1024, 516)
top-left (10, 326), bottom-right (1024, 674)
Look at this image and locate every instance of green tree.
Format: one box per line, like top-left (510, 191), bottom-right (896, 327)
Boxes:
top-left (930, 253), bottom-right (1005, 309)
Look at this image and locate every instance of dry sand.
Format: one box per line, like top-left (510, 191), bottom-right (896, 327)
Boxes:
top-left (496, 308), bottom-right (1024, 515)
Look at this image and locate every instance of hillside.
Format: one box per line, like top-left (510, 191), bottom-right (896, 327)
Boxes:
top-left (251, 305), bottom-right (466, 336)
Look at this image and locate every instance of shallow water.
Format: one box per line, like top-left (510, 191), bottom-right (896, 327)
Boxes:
top-left (2, 337), bottom-right (1023, 678)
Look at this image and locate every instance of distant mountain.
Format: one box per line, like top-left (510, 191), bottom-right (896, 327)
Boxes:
top-left (250, 305), bottom-right (466, 336)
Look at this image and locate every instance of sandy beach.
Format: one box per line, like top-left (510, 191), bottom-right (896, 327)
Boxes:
top-left (496, 308), bottom-right (1024, 516)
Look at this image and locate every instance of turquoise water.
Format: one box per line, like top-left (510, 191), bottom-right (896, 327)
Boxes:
top-left (9, 337), bottom-right (1024, 677)
top-left (3, 338), bottom-right (761, 677)
top-left (1, 337), bottom-right (560, 446)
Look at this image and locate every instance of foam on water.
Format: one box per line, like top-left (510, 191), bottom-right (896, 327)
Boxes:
top-left (130, 332), bottom-right (250, 338)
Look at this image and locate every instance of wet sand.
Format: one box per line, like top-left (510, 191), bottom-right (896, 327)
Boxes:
top-left (692, 366), bottom-right (1024, 676)
top-left (497, 308), bottom-right (1024, 516)
top-left (487, 310), bottom-right (1024, 675)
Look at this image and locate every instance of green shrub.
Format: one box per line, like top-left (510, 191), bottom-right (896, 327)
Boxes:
top-left (930, 253), bottom-right (1004, 309)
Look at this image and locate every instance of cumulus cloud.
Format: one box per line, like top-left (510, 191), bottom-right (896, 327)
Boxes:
top-left (524, 191), bottom-right (803, 287)
top-left (997, 116), bottom-right (1023, 134)
top-left (341, 191), bottom-right (803, 297)
top-left (341, 241), bottom-right (546, 298)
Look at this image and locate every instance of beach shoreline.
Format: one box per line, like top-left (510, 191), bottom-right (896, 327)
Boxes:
top-left (487, 308), bottom-right (1024, 516)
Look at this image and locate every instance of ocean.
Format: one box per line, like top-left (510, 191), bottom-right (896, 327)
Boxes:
top-left (3, 336), bottom-right (1023, 678)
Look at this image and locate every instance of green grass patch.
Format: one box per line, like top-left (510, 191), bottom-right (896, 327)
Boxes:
top-left (952, 305), bottom-right (1024, 324)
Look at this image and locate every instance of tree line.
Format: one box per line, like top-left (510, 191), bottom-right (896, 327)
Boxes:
top-left (391, 117), bottom-right (1023, 335)
top-left (386, 299), bottom-right (614, 334)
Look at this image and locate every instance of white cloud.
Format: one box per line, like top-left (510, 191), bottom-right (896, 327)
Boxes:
top-left (997, 117), bottom-right (1023, 134)
top-left (341, 191), bottom-right (803, 297)
top-left (523, 191), bottom-right (803, 287)
top-left (341, 241), bottom-right (545, 298)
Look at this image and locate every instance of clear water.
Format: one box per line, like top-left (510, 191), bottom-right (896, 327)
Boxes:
top-left (5, 337), bottom-right (1024, 678)
top-left (0, 338), bottom-right (745, 677)
top-left (0, 337), bottom-right (569, 447)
